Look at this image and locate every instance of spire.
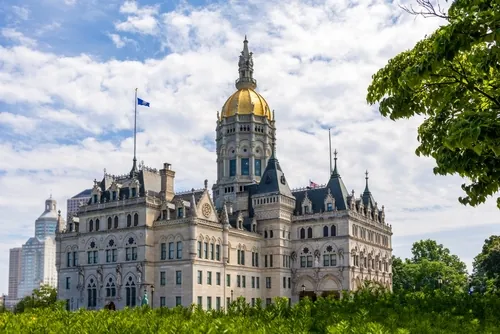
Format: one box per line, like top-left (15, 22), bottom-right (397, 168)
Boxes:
top-left (364, 170), bottom-right (370, 193)
top-left (190, 189), bottom-right (198, 218)
top-left (236, 36), bottom-right (257, 90)
top-left (331, 149), bottom-right (340, 178)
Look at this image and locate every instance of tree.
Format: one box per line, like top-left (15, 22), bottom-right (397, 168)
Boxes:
top-left (14, 284), bottom-right (58, 313)
top-left (393, 239), bottom-right (468, 292)
top-left (366, 0), bottom-right (500, 209)
top-left (472, 235), bottom-right (500, 293)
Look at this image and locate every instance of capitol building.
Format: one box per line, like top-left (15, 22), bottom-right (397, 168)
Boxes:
top-left (55, 38), bottom-right (393, 310)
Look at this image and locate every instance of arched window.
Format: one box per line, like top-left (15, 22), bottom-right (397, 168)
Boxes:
top-left (307, 227), bottom-right (313, 238)
top-left (95, 219), bottom-right (100, 231)
top-left (133, 213), bottom-right (139, 226)
top-left (331, 225), bottom-right (337, 237)
top-left (323, 226), bottom-right (329, 237)
top-left (107, 217), bottom-right (112, 230)
top-left (89, 220), bottom-right (94, 232)
top-left (87, 278), bottom-right (97, 308)
top-left (127, 214), bottom-right (132, 227)
top-left (323, 245), bottom-right (337, 267)
top-left (300, 228), bottom-right (305, 239)
top-left (114, 216), bottom-right (118, 228)
top-left (269, 230), bottom-right (273, 238)
top-left (125, 277), bottom-right (136, 307)
top-left (106, 277), bottom-right (116, 297)
top-left (264, 231), bottom-right (268, 238)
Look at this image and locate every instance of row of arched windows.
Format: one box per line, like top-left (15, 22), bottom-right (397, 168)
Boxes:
top-left (299, 225), bottom-right (337, 239)
top-left (88, 213), bottom-right (139, 232)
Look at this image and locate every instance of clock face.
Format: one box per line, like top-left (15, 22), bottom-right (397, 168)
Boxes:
top-left (202, 203), bottom-right (211, 218)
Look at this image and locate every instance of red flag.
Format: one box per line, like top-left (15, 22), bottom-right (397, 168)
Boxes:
top-left (309, 180), bottom-right (319, 188)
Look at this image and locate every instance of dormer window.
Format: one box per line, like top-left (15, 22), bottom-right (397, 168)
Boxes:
top-left (252, 224), bottom-right (256, 232)
top-left (304, 206), bottom-right (309, 214)
top-left (112, 191), bottom-right (117, 201)
top-left (131, 188), bottom-right (136, 197)
top-left (93, 195), bottom-right (98, 204)
top-left (327, 203), bottom-right (333, 212)
top-left (177, 207), bottom-right (183, 218)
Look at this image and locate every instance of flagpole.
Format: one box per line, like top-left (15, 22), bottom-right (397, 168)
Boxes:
top-left (132, 88), bottom-right (138, 174)
top-left (328, 128), bottom-right (332, 175)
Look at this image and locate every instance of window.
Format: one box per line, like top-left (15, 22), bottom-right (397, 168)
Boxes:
top-left (160, 297), bottom-right (166, 307)
top-left (215, 244), bottom-right (220, 261)
top-left (197, 296), bottom-right (202, 307)
top-left (323, 226), bottom-right (329, 237)
top-left (160, 271), bottom-right (166, 286)
top-left (270, 230), bottom-right (274, 238)
top-left (93, 194), bottom-right (98, 203)
top-left (127, 214), bottom-right (132, 227)
top-left (114, 216), bottom-right (118, 228)
top-left (87, 279), bottom-right (97, 308)
top-left (264, 255), bottom-right (268, 267)
top-left (266, 277), bottom-right (271, 289)
top-left (251, 298), bottom-right (255, 306)
top-left (251, 276), bottom-right (255, 288)
top-left (323, 253), bottom-right (337, 267)
top-left (242, 276), bottom-right (246, 288)
top-left (226, 297), bottom-right (231, 307)
top-left (106, 249), bottom-right (117, 263)
top-left (288, 277), bottom-right (291, 289)
top-left (300, 256), bottom-right (313, 268)
top-left (133, 213), bottom-right (139, 226)
top-left (255, 159), bottom-right (261, 176)
top-left (125, 247), bottom-right (137, 261)
top-left (107, 217), bottom-right (112, 230)
top-left (95, 219), bottom-right (100, 231)
top-left (226, 274), bottom-right (231, 287)
top-left (266, 298), bottom-right (272, 306)
top-left (176, 270), bottom-right (182, 285)
top-left (307, 227), bottom-right (313, 238)
top-left (73, 251), bottom-right (78, 266)
top-left (161, 243), bottom-right (167, 260)
top-left (112, 191), bottom-right (117, 201)
top-left (331, 225), bottom-right (337, 236)
top-left (239, 250), bottom-right (245, 265)
top-left (237, 275), bottom-right (241, 287)
top-left (216, 297), bottom-right (221, 310)
top-left (241, 158), bottom-right (250, 175)
top-left (300, 228), bottom-right (305, 239)
top-left (89, 220), bottom-right (93, 232)
top-left (125, 277), bottom-right (137, 307)
top-left (229, 159), bottom-right (236, 176)
top-left (204, 242), bottom-right (208, 259)
top-left (216, 272), bottom-right (221, 285)
top-left (67, 252), bottom-right (72, 267)
top-left (105, 278), bottom-right (116, 297)
top-left (66, 277), bottom-right (70, 289)
top-left (283, 277), bottom-right (286, 289)
top-left (176, 296), bottom-right (182, 306)
top-left (87, 251), bottom-right (98, 264)
top-left (207, 296), bottom-right (212, 310)
top-left (207, 271), bottom-right (212, 285)
top-left (168, 242), bottom-right (174, 259)
top-left (197, 270), bottom-right (203, 284)
top-left (327, 202), bottom-right (333, 211)
top-left (174, 241), bottom-right (182, 259)
top-left (197, 241), bottom-right (202, 258)
top-left (256, 277), bottom-right (260, 289)
top-left (177, 207), bottom-right (183, 218)
top-left (270, 254), bottom-right (273, 267)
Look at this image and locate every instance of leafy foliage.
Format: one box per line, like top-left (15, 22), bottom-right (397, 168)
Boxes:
top-left (1, 291), bottom-right (500, 333)
top-left (14, 285), bottom-right (59, 314)
top-left (392, 239), bottom-right (468, 293)
top-left (367, 0), bottom-right (500, 209)
top-left (472, 235), bottom-right (500, 293)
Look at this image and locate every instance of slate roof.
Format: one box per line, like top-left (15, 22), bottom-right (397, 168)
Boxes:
top-left (292, 159), bottom-right (350, 214)
top-left (253, 152), bottom-right (293, 198)
top-left (71, 189), bottom-right (92, 199)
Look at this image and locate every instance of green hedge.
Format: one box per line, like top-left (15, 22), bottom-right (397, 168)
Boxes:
top-left (2, 291), bottom-right (500, 333)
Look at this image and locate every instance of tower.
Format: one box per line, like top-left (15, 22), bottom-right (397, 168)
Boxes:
top-left (213, 37), bottom-right (276, 211)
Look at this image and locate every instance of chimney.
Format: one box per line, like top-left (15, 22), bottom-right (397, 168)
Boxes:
top-left (160, 162), bottom-right (175, 201)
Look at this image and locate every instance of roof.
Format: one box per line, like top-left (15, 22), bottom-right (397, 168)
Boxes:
top-left (254, 153), bottom-right (293, 197)
top-left (71, 189), bottom-right (92, 199)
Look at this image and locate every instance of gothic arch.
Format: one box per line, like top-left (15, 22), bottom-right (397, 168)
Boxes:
top-left (103, 234), bottom-right (118, 248)
top-left (158, 235), bottom-right (168, 244)
top-left (122, 232), bottom-right (139, 247)
top-left (71, 245), bottom-right (78, 251)
top-left (198, 234), bottom-right (204, 242)
top-left (318, 274), bottom-right (342, 291)
top-left (86, 274), bottom-right (98, 285)
top-left (175, 234), bottom-right (184, 242)
top-left (295, 275), bottom-right (316, 292)
top-left (296, 243), bottom-right (315, 255)
top-left (318, 241), bottom-right (340, 253)
top-left (64, 245), bottom-right (72, 252)
top-left (85, 237), bottom-right (98, 250)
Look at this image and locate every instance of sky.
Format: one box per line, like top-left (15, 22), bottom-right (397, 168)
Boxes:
top-left (0, 0), bottom-right (499, 295)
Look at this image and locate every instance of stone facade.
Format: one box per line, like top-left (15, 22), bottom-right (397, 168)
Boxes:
top-left (56, 38), bottom-right (392, 311)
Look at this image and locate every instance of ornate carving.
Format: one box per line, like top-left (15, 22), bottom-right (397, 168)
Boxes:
top-left (291, 251), bottom-right (297, 261)
top-left (136, 262), bottom-right (143, 284)
top-left (116, 264), bottom-right (122, 287)
top-left (97, 265), bottom-right (103, 287)
top-left (202, 203), bottom-right (212, 218)
top-left (77, 266), bottom-right (85, 291)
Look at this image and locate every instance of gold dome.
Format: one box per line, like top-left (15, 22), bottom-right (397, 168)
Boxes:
top-left (221, 88), bottom-right (272, 120)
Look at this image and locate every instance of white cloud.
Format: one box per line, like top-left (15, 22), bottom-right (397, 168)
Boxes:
top-left (107, 33), bottom-right (135, 48)
top-left (115, 1), bottom-right (160, 35)
top-left (64, 0), bottom-right (77, 5)
top-left (1, 28), bottom-right (37, 48)
top-left (0, 112), bottom-right (38, 134)
top-left (0, 0), bottom-right (497, 294)
top-left (11, 6), bottom-right (30, 21)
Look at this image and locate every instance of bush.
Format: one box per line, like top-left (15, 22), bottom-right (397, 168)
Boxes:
top-left (1, 290), bottom-right (499, 333)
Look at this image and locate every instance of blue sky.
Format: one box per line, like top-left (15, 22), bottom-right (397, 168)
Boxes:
top-left (0, 0), bottom-right (499, 295)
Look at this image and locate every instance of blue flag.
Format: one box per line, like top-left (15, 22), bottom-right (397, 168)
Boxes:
top-left (137, 98), bottom-right (150, 107)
